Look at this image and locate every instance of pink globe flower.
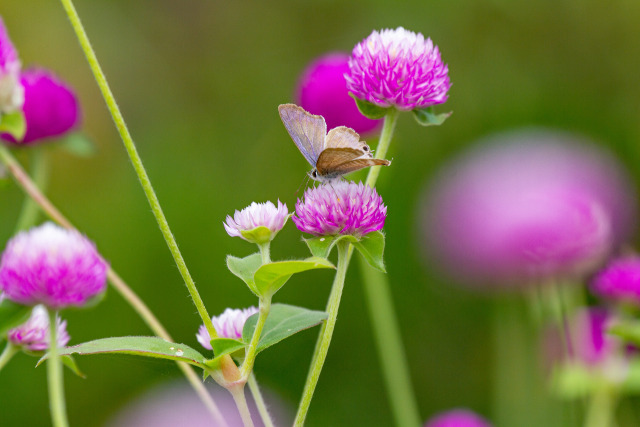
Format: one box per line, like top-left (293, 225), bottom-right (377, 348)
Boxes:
top-left (224, 200), bottom-right (289, 244)
top-left (425, 409), bottom-right (492, 427)
top-left (2, 68), bottom-right (80, 144)
top-left (197, 307), bottom-right (258, 350)
top-left (7, 305), bottom-right (70, 351)
top-left (296, 52), bottom-right (381, 135)
top-left (591, 256), bottom-right (640, 306)
top-left (0, 17), bottom-right (23, 114)
top-left (346, 27), bottom-right (451, 111)
top-left (0, 222), bottom-right (109, 309)
top-left (423, 131), bottom-right (636, 287)
top-left (292, 181), bottom-right (387, 237)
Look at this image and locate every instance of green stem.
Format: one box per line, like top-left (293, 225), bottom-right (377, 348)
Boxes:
top-left (240, 297), bottom-right (271, 379)
top-left (58, 0), bottom-right (216, 340)
top-left (258, 242), bottom-right (271, 264)
top-left (229, 386), bottom-right (255, 427)
top-left (0, 145), bottom-right (229, 427)
top-left (47, 309), bottom-right (69, 427)
top-left (584, 386), bottom-right (616, 427)
top-left (0, 342), bottom-right (19, 372)
top-left (365, 108), bottom-right (398, 188)
top-left (294, 240), bottom-right (350, 426)
top-left (248, 373), bottom-right (275, 427)
top-left (15, 148), bottom-right (48, 232)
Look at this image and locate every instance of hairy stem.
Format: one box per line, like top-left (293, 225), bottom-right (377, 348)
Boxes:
top-left (248, 373), bottom-right (275, 427)
top-left (47, 309), bottom-right (69, 427)
top-left (240, 297), bottom-right (271, 379)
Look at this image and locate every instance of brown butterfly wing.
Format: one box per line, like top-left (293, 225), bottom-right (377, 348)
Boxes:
top-left (316, 148), bottom-right (390, 179)
top-left (325, 126), bottom-right (372, 157)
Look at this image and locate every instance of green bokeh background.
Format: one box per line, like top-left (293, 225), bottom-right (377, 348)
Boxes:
top-left (2, 0), bottom-right (640, 426)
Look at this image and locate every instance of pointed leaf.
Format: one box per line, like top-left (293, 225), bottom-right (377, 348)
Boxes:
top-left (61, 355), bottom-right (85, 378)
top-left (350, 94), bottom-right (391, 120)
top-left (412, 107), bottom-right (452, 127)
top-left (0, 300), bottom-right (31, 338)
top-left (303, 235), bottom-right (358, 259)
top-left (254, 257), bottom-right (334, 297)
top-left (352, 231), bottom-right (386, 272)
top-left (210, 337), bottom-right (246, 359)
top-left (58, 133), bottom-right (96, 157)
top-left (226, 253), bottom-right (262, 295)
top-left (0, 111), bottom-right (26, 141)
top-left (243, 304), bottom-right (327, 353)
top-left (40, 337), bottom-right (208, 369)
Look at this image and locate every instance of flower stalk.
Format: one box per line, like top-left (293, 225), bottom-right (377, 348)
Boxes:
top-left (46, 309), bottom-right (69, 427)
top-left (240, 297), bottom-right (271, 380)
top-left (248, 372), bottom-right (275, 427)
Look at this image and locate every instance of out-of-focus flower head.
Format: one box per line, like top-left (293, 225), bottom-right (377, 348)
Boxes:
top-left (0, 222), bottom-right (109, 309)
top-left (591, 255), bottom-right (640, 306)
top-left (2, 68), bottom-right (80, 144)
top-left (224, 200), bottom-right (289, 244)
top-left (424, 409), bottom-right (492, 427)
top-left (296, 52), bottom-right (381, 135)
top-left (346, 27), bottom-right (450, 111)
top-left (0, 17), bottom-right (23, 114)
top-left (197, 307), bottom-right (258, 350)
top-left (422, 130), bottom-right (636, 288)
top-left (292, 181), bottom-right (387, 237)
top-left (7, 305), bottom-right (69, 351)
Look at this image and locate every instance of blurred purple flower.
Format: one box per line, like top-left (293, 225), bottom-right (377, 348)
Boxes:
top-left (296, 52), bottom-right (381, 134)
top-left (0, 222), bottom-right (108, 309)
top-left (425, 409), bottom-right (492, 427)
top-left (2, 68), bottom-right (80, 144)
top-left (591, 255), bottom-right (640, 306)
top-left (423, 131), bottom-right (636, 287)
top-left (197, 307), bottom-right (258, 350)
top-left (569, 308), bottom-right (618, 367)
top-left (224, 200), bottom-right (288, 244)
top-left (293, 181), bottom-right (387, 237)
top-left (7, 305), bottom-right (69, 351)
top-left (0, 17), bottom-right (23, 113)
top-left (346, 27), bottom-right (450, 111)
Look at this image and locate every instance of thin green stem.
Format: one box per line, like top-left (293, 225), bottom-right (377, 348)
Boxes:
top-left (47, 309), bottom-right (69, 427)
top-left (0, 342), bottom-right (19, 372)
top-left (229, 386), bottom-right (255, 427)
top-left (248, 373), bottom-right (275, 427)
top-left (365, 108), bottom-right (398, 188)
top-left (58, 0), bottom-right (216, 339)
top-left (15, 148), bottom-right (48, 232)
top-left (0, 145), bottom-right (229, 427)
top-left (584, 385), bottom-right (617, 427)
top-left (241, 297), bottom-right (271, 379)
top-left (294, 240), bottom-right (350, 426)
top-left (258, 242), bottom-right (271, 264)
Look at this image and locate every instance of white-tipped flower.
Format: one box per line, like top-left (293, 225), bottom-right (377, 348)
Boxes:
top-left (196, 307), bottom-right (259, 350)
top-left (224, 200), bottom-right (289, 244)
top-left (7, 305), bottom-right (70, 351)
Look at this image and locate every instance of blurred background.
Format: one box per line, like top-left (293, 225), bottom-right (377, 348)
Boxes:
top-left (1, 0), bottom-right (640, 425)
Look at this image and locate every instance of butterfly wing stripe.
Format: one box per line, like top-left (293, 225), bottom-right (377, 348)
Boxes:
top-left (329, 158), bottom-right (391, 175)
top-left (278, 104), bottom-right (326, 166)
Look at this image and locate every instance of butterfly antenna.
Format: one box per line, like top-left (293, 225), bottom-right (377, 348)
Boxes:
top-left (295, 173), bottom-right (311, 197)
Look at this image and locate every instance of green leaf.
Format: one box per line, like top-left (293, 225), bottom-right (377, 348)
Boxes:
top-left (61, 355), bottom-right (85, 378)
top-left (210, 337), bottom-right (246, 359)
top-left (412, 107), bottom-right (452, 127)
top-left (40, 337), bottom-right (209, 369)
top-left (254, 257), bottom-right (334, 297)
top-left (350, 94), bottom-right (390, 120)
top-left (0, 300), bottom-right (31, 338)
top-left (609, 321), bottom-right (640, 345)
top-left (303, 235), bottom-right (358, 259)
top-left (0, 111), bottom-right (26, 141)
top-left (242, 303), bottom-right (327, 353)
top-left (352, 231), bottom-right (386, 272)
top-left (226, 253), bottom-right (262, 295)
top-left (58, 133), bottom-right (96, 157)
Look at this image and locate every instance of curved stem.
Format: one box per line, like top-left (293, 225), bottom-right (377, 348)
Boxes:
top-left (15, 148), bottom-right (48, 232)
top-left (58, 0), bottom-right (216, 340)
top-left (0, 144), bottom-right (229, 427)
top-left (294, 240), bottom-right (350, 426)
top-left (0, 342), bottom-right (19, 372)
top-left (247, 372), bottom-right (275, 427)
top-left (241, 297), bottom-right (271, 379)
top-left (47, 309), bottom-right (69, 427)
top-left (229, 386), bottom-right (255, 427)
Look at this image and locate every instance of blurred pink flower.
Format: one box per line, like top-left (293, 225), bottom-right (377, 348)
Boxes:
top-left (0, 17), bottom-right (23, 113)
top-left (425, 409), bottom-right (492, 427)
top-left (296, 52), bottom-right (381, 134)
top-left (7, 305), bottom-right (69, 351)
top-left (197, 307), bottom-right (258, 350)
top-left (591, 255), bottom-right (640, 306)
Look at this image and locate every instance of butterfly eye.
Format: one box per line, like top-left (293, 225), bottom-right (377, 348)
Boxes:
top-left (362, 145), bottom-right (369, 152)
top-left (311, 170), bottom-right (318, 178)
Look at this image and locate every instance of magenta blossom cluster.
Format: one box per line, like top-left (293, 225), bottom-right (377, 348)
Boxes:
top-left (0, 222), bottom-right (108, 309)
top-left (0, 17), bottom-right (23, 113)
top-left (197, 306), bottom-right (259, 350)
top-left (7, 305), bottom-right (70, 351)
top-left (224, 200), bottom-right (289, 244)
top-left (346, 27), bottom-right (450, 111)
top-left (292, 181), bottom-right (387, 237)
top-left (591, 255), bottom-right (640, 306)
top-left (2, 68), bottom-right (80, 144)
top-left (296, 52), bottom-right (381, 135)
top-left (424, 409), bottom-right (492, 427)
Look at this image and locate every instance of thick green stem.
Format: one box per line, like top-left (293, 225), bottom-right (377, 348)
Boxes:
top-left (230, 386), bottom-right (255, 427)
top-left (0, 342), bottom-right (18, 372)
top-left (47, 309), bottom-right (69, 427)
top-left (258, 242), bottom-right (271, 264)
top-left (15, 148), bottom-right (48, 232)
top-left (241, 297), bottom-right (271, 379)
top-left (294, 240), bottom-right (350, 426)
top-left (58, 0), bottom-right (216, 339)
top-left (584, 386), bottom-right (616, 427)
top-left (248, 373), bottom-right (275, 427)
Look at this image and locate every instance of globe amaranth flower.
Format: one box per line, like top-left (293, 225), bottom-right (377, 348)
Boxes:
top-left (423, 130), bottom-right (636, 288)
top-left (224, 200), bottom-right (289, 244)
top-left (7, 305), bottom-right (70, 351)
top-left (0, 17), bottom-right (23, 114)
top-left (1, 68), bottom-right (80, 144)
top-left (591, 255), bottom-right (640, 306)
top-left (346, 27), bottom-right (451, 111)
top-left (196, 307), bottom-right (259, 350)
top-left (292, 181), bottom-right (387, 237)
top-left (424, 409), bottom-right (492, 427)
top-left (0, 222), bottom-right (108, 309)
top-left (296, 52), bottom-right (381, 135)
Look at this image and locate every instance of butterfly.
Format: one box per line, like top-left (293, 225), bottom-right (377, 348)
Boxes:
top-left (278, 103), bottom-right (391, 181)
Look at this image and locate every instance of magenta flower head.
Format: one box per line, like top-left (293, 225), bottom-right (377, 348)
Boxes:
top-left (196, 307), bottom-right (258, 350)
top-left (591, 255), bottom-right (640, 306)
top-left (423, 131), bottom-right (636, 288)
top-left (296, 52), bottom-right (381, 135)
top-left (0, 222), bottom-right (108, 309)
top-left (224, 200), bottom-right (289, 244)
top-left (7, 305), bottom-right (70, 351)
top-left (292, 181), bottom-right (387, 237)
top-left (346, 27), bottom-right (450, 111)
top-left (2, 68), bottom-right (80, 144)
top-left (0, 17), bottom-right (23, 114)
top-left (424, 409), bottom-right (492, 427)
